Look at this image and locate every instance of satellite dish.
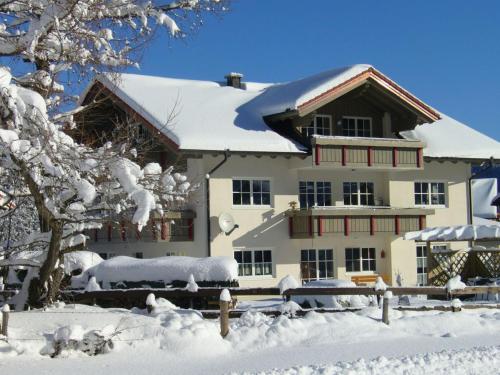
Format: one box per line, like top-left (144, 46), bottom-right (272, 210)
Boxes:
top-left (218, 213), bottom-right (239, 235)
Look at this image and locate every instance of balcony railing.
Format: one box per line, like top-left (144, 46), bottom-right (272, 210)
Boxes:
top-left (312, 136), bottom-right (425, 170)
top-left (87, 210), bottom-right (196, 243)
top-left (287, 206), bottom-right (434, 239)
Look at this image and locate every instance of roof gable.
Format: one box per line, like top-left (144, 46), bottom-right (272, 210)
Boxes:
top-left (259, 65), bottom-right (440, 122)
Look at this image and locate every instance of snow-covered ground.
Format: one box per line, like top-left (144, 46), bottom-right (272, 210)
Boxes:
top-left (0, 300), bottom-right (498, 374)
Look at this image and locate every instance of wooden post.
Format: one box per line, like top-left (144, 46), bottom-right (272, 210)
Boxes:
top-left (315, 144), bottom-right (321, 166)
top-left (342, 146), bottom-right (348, 166)
top-left (317, 216), bottom-right (323, 237)
top-left (417, 148), bottom-right (423, 168)
top-left (2, 304), bottom-right (9, 337)
top-left (392, 147), bottom-right (398, 167)
top-left (344, 216), bottom-right (350, 236)
top-left (220, 289), bottom-right (230, 338)
top-left (382, 294), bottom-right (390, 325)
top-left (370, 215), bottom-right (376, 236)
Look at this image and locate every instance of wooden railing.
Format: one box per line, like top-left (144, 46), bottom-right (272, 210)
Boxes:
top-left (287, 207), bottom-right (434, 239)
top-left (87, 211), bottom-right (196, 243)
top-left (313, 137), bottom-right (425, 170)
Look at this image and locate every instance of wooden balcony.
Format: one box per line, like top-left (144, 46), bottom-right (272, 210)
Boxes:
top-left (88, 210), bottom-right (196, 243)
top-left (287, 206), bottom-right (434, 239)
top-left (312, 137), bottom-right (425, 170)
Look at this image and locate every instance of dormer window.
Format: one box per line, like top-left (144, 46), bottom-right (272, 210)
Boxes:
top-left (302, 114), bottom-right (332, 138)
top-left (342, 116), bottom-right (372, 137)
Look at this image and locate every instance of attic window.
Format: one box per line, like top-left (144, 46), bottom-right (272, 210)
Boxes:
top-left (342, 117), bottom-right (372, 137)
top-left (302, 114), bottom-right (332, 138)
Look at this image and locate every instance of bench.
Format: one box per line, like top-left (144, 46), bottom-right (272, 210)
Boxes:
top-left (351, 274), bottom-right (390, 286)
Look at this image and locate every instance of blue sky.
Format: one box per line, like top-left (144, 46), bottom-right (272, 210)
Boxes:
top-left (138, 1), bottom-right (499, 140)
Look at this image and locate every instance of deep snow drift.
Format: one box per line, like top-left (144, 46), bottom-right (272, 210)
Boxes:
top-left (0, 300), bottom-right (498, 375)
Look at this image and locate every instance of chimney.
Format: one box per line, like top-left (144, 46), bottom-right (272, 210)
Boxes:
top-left (225, 72), bottom-right (243, 89)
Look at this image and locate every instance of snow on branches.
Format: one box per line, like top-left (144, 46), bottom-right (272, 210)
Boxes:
top-left (0, 0), bottom-right (229, 102)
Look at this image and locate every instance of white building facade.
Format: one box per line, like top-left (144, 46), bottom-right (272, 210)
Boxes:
top-left (79, 65), bottom-right (500, 287)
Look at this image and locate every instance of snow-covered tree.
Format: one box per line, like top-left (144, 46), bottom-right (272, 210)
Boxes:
top-left (0, 0), bottom-right (228, 306)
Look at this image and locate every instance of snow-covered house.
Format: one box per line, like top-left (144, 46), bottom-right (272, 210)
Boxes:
top-left (78, 65), bottom-right (500, 287)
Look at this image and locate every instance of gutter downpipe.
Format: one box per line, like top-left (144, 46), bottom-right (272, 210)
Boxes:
top-left (206, 149), bottom-right (230, 257)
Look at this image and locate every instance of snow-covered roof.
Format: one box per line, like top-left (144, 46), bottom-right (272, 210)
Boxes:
top-left (256, 65), bottom-right (372, 116)
top-left (405, 224), bottom-right (500, 242)
top-left (93, 73), bottom-right (307, 154)
top-left (86, 66), bottom-right (499, 158)
top-left (400, 114), bottom-right (500, 160)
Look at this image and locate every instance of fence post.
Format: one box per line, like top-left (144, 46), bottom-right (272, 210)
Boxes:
top-left (382, 291), bottom-right (392, 325)
top-left (220, 289), bottom-right (231, 338)
top-left (2, 304), bottom-right (9, 337)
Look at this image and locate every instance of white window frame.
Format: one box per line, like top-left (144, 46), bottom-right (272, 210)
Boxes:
top-left (234, 248), bottom-right (273, 278)
top-left (232, 178), bottom-right (272, 208)
top-left (414, 181), bottom-right (447, 207)
top-left (416, 243), bottom-right (448, 286)
top-left (345, 247), bottom-right (376, 273)
top-left (342, 116), bottom-right (372, 137)
top-left (299, 181), bottom-right (332, 208)
top-left (302, 114), bottom-right (333, 137)
top-left (300, 249), bottom-right (335, 282)
top-left (416, 245), bottom-right (427, 286)
top-left (343, 181), bottom-right (375, 206)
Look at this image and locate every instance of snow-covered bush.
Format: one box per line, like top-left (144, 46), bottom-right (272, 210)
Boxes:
top-left (49, 325), bottom-right (114, 357)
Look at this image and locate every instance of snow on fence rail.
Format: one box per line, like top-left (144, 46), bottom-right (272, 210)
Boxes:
top-left (64, 285), bottom-right (500, 301)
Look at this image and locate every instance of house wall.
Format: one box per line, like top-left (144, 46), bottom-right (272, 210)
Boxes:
top-left (87, 153), bottom-right (471, 288)
top-left (205, 155), bottom-right (471, 287)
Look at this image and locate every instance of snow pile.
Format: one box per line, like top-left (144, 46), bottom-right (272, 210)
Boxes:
top-left (289, 279), bottom-right (367, 309)
top-left (64, 251), bottom-right (103, 275)
top-left (451, 299), bottom-right (463, 309)
top-left (84, 277), bottom-right (101, 292)
top-left (185, 274), bottom-right (199, 293)
top-left (277, 275), bottom-right (299, 294)
top-left (405, 224), bottom-right (500, 242)
top-left (53, 325), bottom-right (85, 345)
top-left (81, 256), bottom-right (238, 288)
top-left (238, 346), bottom-right (500, 375)
top-left (220, 289), bottom-right (231, 302)
top-left (446, 276), bottom-right (466, 292)
top-left (279, 301), bottom-right (302, 317)
top-left (1, 302), bottom-right (500, 373)
top-left (375, 277), bottom-right (388, 291)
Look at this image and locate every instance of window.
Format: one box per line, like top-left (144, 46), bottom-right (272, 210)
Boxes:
top-left (416, 244), bottom-right (447, 286)
top-left (343, 182), bottom-right (374, 206)
top-left (299, 181), bottom-right (332, 208)
top-left (165, 252), bottom-right (176, 256)
top-left (234, 250), bottom-right (272, 277)
top-left (135, 252), bottom-right (143, 259)
top-left (414, 182), bottom-right (446, 206)
top-left (345, 248), bottom-right (376, 272)
top-left (233, 179), bottom-right (270, 206)
top-left (342, 117), bottom-right (372, 137)
top-left (302, 114), bottom-right (332, 138)
top-left (98, 253), bottom-right (108, 260)
top-left (300, 249), bottom-right (334, 282)
top-left (416, 245), bottom-right (427, 286)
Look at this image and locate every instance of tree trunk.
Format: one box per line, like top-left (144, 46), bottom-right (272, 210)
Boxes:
top-left (28, 224), bottom-right (63, 306)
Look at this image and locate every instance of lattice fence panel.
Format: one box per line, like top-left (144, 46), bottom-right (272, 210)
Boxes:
top-left (475, 251), bottom-right (500, 278)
